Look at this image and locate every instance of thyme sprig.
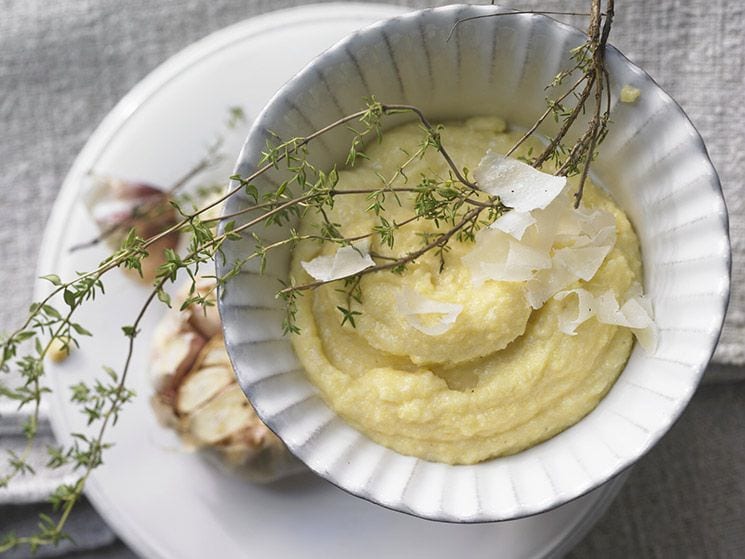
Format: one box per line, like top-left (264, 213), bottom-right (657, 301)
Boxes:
top-left (0, 3), bottom-right (616, 553)
top-left (0, 100), bottom-right (493, 552)
top-left (499, 0), bottom-right (615, 206)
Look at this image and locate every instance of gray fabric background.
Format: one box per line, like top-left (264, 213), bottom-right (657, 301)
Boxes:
top-left (1, 1), bottom-right (743, 557)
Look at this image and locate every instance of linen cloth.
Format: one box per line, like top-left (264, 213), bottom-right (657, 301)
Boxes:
top-left (0, 1), bottom-right (743, 557)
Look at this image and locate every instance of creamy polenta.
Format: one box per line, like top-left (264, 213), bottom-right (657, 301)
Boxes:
top-left (289, 117), bottom-right (642, 464)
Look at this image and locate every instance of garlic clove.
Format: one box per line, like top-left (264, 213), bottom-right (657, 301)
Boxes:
top-left (199, 339), bottom-right (231, 368)
top-left (187, 384), bottom-right (256, 445)
top-left (217, 443), bottom-right (256, 466)
top-left (47, 336), bottom-right (73, 363)
top-left (186, 300), bottom-right (221, 339)
top-left (150, 315), bottom-right (206, 398)
top-left (176, 365), bottom-right (236, 415)
top-left (149, 276), bottom-right (303, 481)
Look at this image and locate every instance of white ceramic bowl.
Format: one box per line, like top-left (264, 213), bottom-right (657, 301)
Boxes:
top-left (217, 4), bottom-right (730, 522)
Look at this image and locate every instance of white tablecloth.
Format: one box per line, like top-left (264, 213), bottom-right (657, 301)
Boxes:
top-left (1, 1), bottom-right (743, 557)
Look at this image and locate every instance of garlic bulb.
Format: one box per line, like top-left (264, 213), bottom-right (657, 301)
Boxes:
top-left (150, 278), bottom-right (304, 482)
top-left (83, 177), bottom-right (180, 283)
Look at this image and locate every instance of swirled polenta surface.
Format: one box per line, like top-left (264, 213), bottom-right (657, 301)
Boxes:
top-left (289, 117), bottom-right (642, 464)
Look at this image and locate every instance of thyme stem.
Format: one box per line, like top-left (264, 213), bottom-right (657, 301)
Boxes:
top-left (280, 206), bottom-right (484, 295)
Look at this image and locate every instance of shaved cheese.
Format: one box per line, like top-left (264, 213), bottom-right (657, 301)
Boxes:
top-left (463, 147), bottom-right (655, 350)
top-left (555, 205), bottom-right (615, 241)
top-left (463, 229), bottom-right (550, 285)
top-left (553, 245), bottom-right (612, 281)
top-left (528, 196), bottom-right (566, 250)
top-left (464, 191), bottom-right (614, 292)
top-left (578, 208), bottom-right (616, 238)
top-left (462, 229), bottom-right (509, 286)
top-left (595, 291), bottom-right (649, 329)
top-left (474, 153), bottom-right (566, 212)
top-left (553, 286), bottom-right (657, 351)
top-left (595, 290), bottom-right (657, 352)
top-left (301, 239), bottom-right (375, 282)
top-left (628, 289), bottom-right (656, 352)
top-left (490, 210), bottom-right (536, 239)
top-left (395, 288), bottom-right (463, 336)
top-left (593, 291), bottom-right (630, 326)
top-left (526, 202), bottom-right (616, 301)
top-left (624, 282), bottom-right (653, 315)
top-left (526, 265), bottom-right (577, 309)
top-left (462, 151), bottom-right (643, 330)
top-left (632, 322), bottom-right (658, 353)
top-left (554, 289), bottom-right (596, 335)
top-left (504, 239), bottom-right (552, 277)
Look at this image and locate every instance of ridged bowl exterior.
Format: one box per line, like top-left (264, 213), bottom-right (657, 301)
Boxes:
top-left (216, 4), bottom-right (730, 522)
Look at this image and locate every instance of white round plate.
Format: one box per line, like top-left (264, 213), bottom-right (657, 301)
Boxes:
top-left (40, 4), bottom-right (625, 558)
